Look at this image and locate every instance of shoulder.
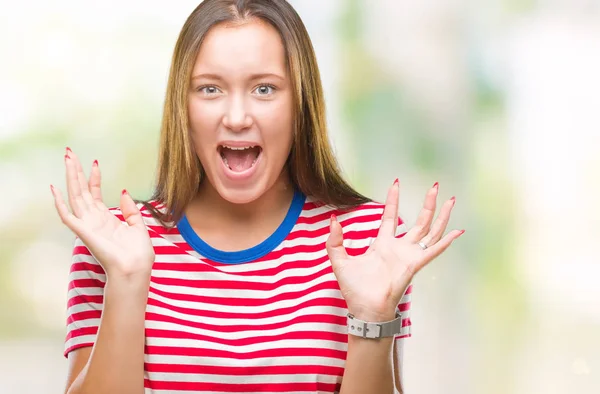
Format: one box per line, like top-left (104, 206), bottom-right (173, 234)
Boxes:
top-left (302, 196), bottom-right (405, 227)
top-left (105, 199), bottom-right (171, 229)
top-left (300, 197), bottom-right (408, 248)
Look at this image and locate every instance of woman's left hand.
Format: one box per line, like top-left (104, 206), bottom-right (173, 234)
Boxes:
top-left (326, 180), bottom-right (464, 322)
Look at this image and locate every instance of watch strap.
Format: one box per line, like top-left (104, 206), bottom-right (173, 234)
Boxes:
top-left (347, 312), bottom-right (407, 339)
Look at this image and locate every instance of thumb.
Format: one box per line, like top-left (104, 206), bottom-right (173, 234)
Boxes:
top-left (120, 189), bottom-right (144, 228)
top-left (326, 214), bottom-right (349, 269)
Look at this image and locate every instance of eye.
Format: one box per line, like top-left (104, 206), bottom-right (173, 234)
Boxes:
top-left (253, 84), bottom-right (276, 96)
top-left (197, 85), bottom-right (222, 96)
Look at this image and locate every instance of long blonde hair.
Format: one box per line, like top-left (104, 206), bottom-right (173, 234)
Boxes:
top-left (143, 0), bottom-right (370, 226)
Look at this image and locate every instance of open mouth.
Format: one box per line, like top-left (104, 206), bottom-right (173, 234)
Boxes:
top-left (218, 144), bottom-right (262, 173)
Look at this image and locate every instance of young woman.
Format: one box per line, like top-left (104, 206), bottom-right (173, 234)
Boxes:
top-left (52, 1), bottom-right (463, 393)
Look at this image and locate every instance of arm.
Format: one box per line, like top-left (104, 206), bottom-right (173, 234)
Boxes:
top-left (65, 275), bottom-right (150, 394)
top-left (338, 314), bottom-right (405, 394)
top-left (330, 179), bottom-right (458, 394)
top-left (52, 150), bottom-right (155, 394)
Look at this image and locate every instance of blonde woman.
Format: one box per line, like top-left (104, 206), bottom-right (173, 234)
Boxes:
top-left (52, 1), bottom-right (464, 393)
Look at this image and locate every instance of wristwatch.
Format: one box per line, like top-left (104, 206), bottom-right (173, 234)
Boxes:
top-left (346, 312), bottom-right (408, 339)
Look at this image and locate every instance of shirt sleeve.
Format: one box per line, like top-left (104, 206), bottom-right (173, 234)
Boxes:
top-left (64, 237), bottom-right (106, 357)
top-left (395, 216), bottom-right (412, 339)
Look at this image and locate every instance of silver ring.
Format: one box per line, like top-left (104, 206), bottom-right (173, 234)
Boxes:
top-left (418, 241), bottom-right (428, 250)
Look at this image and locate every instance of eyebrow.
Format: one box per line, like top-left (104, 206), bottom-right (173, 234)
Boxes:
top-left (191, 72), bottom-right (286, 81)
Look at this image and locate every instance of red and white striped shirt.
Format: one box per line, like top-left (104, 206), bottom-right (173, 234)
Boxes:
top-left (65, 190), bottom-right (412, 393)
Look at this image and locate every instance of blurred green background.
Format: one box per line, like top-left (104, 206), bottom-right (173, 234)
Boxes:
top-left (0, 0), bottom-right (598, 393)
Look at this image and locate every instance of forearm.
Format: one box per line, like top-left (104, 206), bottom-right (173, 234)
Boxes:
top-left (339, 335), bottom-right (396, 394)
top-left (68, 276), bottom-right (150, 394)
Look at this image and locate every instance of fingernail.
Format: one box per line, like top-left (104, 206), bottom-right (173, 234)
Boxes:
top-left (393, 178), bottom-right (399, 185)
top-left (433, 182), bottom-right (439, 189)
top-left (459, 229), bottom-right (465, 235)
top-left (450, 196), bottom-right (456, 202)
top-left (122, 189), bottom-right (128, 196)
top-left (64, 153), bottom-right (70, 160)
top-left (50, 184), bottom-right (54, 193)
top-left (330, 214), bottom-right (337, 223)
top-left (66, 147), bottom-right (72, 153)
top-left (93, 159), bottom-right (98, 167)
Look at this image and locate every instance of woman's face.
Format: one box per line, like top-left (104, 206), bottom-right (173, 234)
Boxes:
top-left (188, 19), bottom-right (294, 205)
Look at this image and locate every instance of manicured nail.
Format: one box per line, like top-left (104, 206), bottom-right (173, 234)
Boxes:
top-left (393, 178), bottom-right (399, 185)
top-left (66, 147), bottom-right (72, 153)
top-left (93, 159), bottom-right (98, 167)
top-left (122, 189), bottom-right (128, 196)
top-left (330, 214), bottom-right (337, 223)
top-left (459, 229), bottom-right (465, 235)
top-left (64, 153), bottom-right (70, 160)
top-left (450, 196), bottom-right (456, 202)
top-left (433, 182), bottom-right (439, 189)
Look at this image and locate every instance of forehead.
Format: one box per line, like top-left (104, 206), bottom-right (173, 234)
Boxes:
top-left (193, 19), bottom-right (287, 76)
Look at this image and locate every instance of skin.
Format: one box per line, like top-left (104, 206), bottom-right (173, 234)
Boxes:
top-left (328, 181), bottom-right (463, 394)
top-left (185, 19), bottom-right (296, 252)
top-left (53, 150), bottom-right (152, 394)
top-left (53, 18), bottom-right (463, 394)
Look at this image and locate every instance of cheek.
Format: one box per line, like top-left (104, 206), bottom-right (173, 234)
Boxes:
top-left (188, 100), bottom-right (219, 148)
top-left (257, 100), bottom-right (294, 153)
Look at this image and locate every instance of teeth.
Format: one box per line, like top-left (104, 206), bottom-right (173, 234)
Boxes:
top-left (222, 145), bottom-right (256, 150)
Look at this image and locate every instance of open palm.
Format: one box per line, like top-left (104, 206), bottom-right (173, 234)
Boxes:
top-left (326, 180), bottom-right (464, 321)
top-left (51, 148), bottom-right (155, 278)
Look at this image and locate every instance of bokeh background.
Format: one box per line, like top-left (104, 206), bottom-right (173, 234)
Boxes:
top-left (1, 0), bottom-right (599, 393)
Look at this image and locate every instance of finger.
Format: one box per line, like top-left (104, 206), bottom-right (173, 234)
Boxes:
top-left (65, 150), bottom-right (85, 217)
top-left (325, 214), bottom-right (349, 271)
top-left (405, 182), bottom-right (438, 242)
top-left (120, 189), bottom-right (145, 228)
top-left (89, 159), bottom-right (103, 203)
top-left (420, 196), bottom-right (456, 246)
top-left (379, 179), bottom-right (400, 237)
top-left (416, 229), bottom-right (465, 271)
top-left (68, 149), bottom-right (95, 208)
top-left (51, 184), bottom-right (82, 233)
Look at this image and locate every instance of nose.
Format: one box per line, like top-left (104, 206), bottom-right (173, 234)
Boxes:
top-left (222, 93), bottom-right (252, 132)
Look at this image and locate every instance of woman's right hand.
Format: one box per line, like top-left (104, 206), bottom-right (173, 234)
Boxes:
top-left (51, 148), bottom-right (155, 280)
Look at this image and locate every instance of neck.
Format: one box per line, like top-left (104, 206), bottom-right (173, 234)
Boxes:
top-left (191, 173), bottom-right (295, 226)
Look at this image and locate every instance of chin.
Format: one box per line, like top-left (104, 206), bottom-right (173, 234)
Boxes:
top-left (215, 183), bottom-right (267, 205)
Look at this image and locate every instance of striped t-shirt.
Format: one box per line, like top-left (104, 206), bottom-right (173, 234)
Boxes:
top-left (65, 189), bottom-right (412, 393)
